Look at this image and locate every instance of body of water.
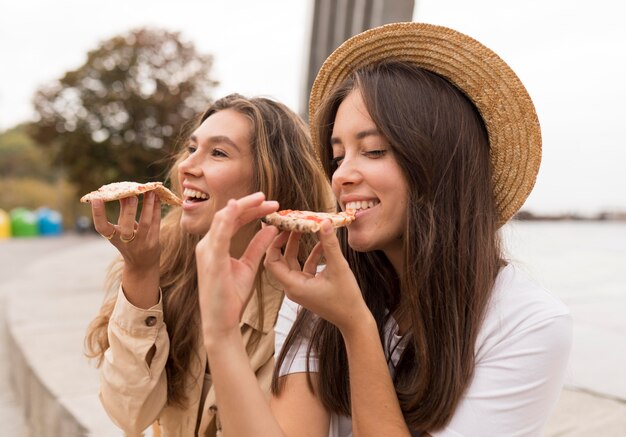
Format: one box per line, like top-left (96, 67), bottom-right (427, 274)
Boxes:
top-left (501, 220), bottom-right (626, 400)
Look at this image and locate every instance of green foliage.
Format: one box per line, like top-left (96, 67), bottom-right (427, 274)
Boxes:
top-left (28, 27), bottom-right (218, 196)
top-left (0, 125), bottom-right (56, 180)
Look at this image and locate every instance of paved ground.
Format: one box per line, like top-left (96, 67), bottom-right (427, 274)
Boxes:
top-left (0, 235), bottom-right (88, 436)
top-left (1, 234), bottom-right (625, 436)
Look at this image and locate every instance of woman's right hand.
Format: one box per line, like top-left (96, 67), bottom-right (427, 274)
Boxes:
top-left (91, 191), bottom-right (162, 308)
top-left (264, 220), bottom-right (372, 335)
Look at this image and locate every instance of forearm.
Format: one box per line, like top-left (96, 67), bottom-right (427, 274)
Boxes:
top-left (205, 329), bottom-right (286, 437)
top-left (341, 315), bottom-right (411, 437)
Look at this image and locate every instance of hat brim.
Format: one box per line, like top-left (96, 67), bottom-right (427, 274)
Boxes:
top-left (309, 22), bottom-right (541, 225)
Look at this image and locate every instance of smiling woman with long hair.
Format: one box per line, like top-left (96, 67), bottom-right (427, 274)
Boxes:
top-left (84, 94), bottom-right (332, 436)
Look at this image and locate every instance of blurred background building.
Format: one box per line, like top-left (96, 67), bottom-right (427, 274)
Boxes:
top-left (304, 0), bottom-right (415, 115)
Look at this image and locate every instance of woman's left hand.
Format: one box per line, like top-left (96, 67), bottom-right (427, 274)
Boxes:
top-left (196, 192), bottom-right (279, 340)
top-left (264, 220), bottom-right (371, 334)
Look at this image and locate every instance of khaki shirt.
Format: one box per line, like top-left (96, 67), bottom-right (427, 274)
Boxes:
top-left (100, 274), bottom-right (283, 436)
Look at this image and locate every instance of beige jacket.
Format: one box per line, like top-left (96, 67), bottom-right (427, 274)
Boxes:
top-left (100, 275), bottom-right (283, 436)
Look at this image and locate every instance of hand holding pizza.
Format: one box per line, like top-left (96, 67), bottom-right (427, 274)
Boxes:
top-left (83, 181), bottom-right (182, 308)
top-left (91, 191), bottom-right (162, 264)
top-left (195, 192), bottom-right (279, 339)
top-left (90, 191), bottom-right (162, 308)
top-left (264, 221), bottom-right (371, 335)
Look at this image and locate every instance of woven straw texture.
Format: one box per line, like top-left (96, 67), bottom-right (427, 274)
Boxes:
top-left (309, 22), bottom-right (541, 225)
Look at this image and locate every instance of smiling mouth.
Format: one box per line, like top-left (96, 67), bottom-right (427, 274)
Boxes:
top-left (183, 188), bottom-right (209, 203)
top-left (345, 200), bottom-right (379, 212)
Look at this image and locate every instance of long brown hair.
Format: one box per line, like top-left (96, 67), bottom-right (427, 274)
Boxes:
top-left (273, 62), bottom-right (502, 432)
top-left (85, 94), bottom-right (333, 407)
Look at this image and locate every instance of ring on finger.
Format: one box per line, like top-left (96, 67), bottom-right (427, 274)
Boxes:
top-left (120, 230), bottom-right (137, 244)
top-left (100, 229), bottom-right (116, 240)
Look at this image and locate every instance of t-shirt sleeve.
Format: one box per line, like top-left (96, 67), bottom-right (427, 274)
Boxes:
top-left (275, 296), bottom-right (319, 375)
top-left (430, 313), bottom-right (573, 437)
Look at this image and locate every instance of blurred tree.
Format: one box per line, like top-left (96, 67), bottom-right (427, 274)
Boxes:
top-left (28, 28), bottom-right (218, 195)
top-left (0, 125), bottom-right (55, 180)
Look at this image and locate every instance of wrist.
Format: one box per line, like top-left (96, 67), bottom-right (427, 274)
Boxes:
top-left (339, 305), bottom-right (376, 339)
top-left (204, 326), bottom-right (242, 354)
top-left (121, 264), bottom-right (160, 309)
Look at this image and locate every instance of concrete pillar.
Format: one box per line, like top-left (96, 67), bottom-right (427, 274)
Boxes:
top-left (302, 0), bottom-right (415, 116)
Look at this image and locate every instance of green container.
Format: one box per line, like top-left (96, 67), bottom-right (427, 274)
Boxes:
top-left (10, 208), bottom-right (38, 237)
top-left (0, 209), bottom-right (10, 239)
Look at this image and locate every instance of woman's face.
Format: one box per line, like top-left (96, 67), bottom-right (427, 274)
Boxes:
top-left (330, 89), bottom-right (408, 260)
top-left (178, 108), bottom-right (255, 235)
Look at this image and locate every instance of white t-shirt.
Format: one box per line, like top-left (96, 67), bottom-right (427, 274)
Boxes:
top-left (275, 264), bottom-right (572, 437)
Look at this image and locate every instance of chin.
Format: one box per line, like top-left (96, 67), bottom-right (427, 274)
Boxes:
top-left (180, 217), bottom-right (209, 236)
top-left (347, 234), bottom-right (377, 253)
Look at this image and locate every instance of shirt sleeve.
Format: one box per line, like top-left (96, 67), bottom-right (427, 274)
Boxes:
top-left (431, 313), bottom-right (573, 437)
top-left (275, 296), bottom-right (319, 375)
top-left (99, 286), bottom-right (169, 436)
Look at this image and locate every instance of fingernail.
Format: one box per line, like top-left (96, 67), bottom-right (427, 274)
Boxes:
top-left (92, 200), bottom-right (103, 208)
top-left (128, 197), bottom-right (138, 206)
top-left (322, 220), bottom-right (333, 234)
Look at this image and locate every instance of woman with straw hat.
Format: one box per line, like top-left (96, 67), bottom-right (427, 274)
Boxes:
top-left (195, 23), bottom-right (572, 436)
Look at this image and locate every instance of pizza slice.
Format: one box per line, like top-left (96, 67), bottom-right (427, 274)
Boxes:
top-left (80, 181), bottom-right (182, 206)
top-left (262, 209), bottom-right (356, 233)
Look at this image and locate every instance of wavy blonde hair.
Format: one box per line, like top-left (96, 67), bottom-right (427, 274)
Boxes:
top-left (85, 94), bottom-right (333, 407)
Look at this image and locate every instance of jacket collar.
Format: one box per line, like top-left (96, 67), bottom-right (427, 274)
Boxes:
top-left (239, 272), bottom-right (284, 334)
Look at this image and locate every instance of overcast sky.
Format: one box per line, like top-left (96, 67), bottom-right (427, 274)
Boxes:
top-left (1, 0), bottom-right (624, 215)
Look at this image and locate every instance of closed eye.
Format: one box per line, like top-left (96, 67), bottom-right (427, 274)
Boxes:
top-left (331, 156), bottom-right (344, 169)
top-left (363, 150), bottom-right (387, 158)
top-left (211, 148), bottom-right (228, 158)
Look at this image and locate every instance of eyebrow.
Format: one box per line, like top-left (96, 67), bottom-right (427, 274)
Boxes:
top-left (189, 134), bottom-right (240, 152)
top-left (330, 128), bottom-right (381, 145)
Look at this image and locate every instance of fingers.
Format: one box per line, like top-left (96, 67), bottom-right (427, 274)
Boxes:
top-left (284, 231), bottom-right (303, 271)
top-left (240, 226), bottom-right (279, 273)
top-left (118, 196), bottom-right (139, 240)
top-left (138, 191), bottom-right (155, 230)
top-left (264, 230), bottom-right (291, 264)
top-left (316, 220), bottom-right (344, 265)
top-left (231, 192), bottom-right (278, 228)
top-left (209, 193), bottom-right (278, 248)
top-left (139, 192), bottom-right (161, 241)
top-left (236, 202), bottom-right (279, 226)
top-left (264, 231), bottom-right (311, 292)
top-left (303, 241), bottom-right (324, 276)
top-left (91, 200), bottom-right (115, 238)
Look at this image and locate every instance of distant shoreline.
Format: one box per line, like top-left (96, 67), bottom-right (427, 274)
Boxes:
top-left (514, 211), bottom-right (626, 222)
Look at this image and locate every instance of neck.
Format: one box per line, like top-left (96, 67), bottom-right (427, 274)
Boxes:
top-left (384, 246), bottom-right (404, 277)
top-left (384, 246), bottom-right (413, 336)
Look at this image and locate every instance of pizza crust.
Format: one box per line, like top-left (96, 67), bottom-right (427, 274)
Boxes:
top-left (262, 209), bottom-right (356, 233)
top-left (80, 181), bottom-right (182, 206)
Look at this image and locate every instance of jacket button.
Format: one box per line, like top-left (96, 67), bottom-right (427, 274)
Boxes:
top-left (144, 316), bottom-right (157, 327)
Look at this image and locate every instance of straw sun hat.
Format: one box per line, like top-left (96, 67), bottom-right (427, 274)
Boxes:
top-left (309, 22), bottom-right (541, 225)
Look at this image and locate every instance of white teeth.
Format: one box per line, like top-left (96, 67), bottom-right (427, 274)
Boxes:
top-left (183, 188), bottom-right (208, 200)
top-left (345, 200), bottom-right (379, 211)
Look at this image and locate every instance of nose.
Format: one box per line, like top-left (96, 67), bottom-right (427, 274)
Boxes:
top-left (178, 152), bottom-right (201, 177)
top-left (332, 154), bottom-right (362, 188)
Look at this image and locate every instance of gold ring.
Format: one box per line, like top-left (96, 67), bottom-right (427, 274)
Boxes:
top-left (120, 230), bottom-right (137, 244)
top-left (101, 229), bottom-right (116, 240)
